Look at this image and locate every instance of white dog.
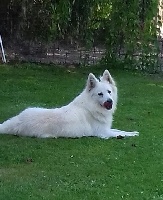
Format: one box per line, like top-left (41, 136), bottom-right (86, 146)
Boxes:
top-left (0, 70), bottom-right (139, 139)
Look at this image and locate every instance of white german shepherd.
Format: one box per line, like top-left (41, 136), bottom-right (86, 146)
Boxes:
top-left (0, 70), bottom-right (138, 139)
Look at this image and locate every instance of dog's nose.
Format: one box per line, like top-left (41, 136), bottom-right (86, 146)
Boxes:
top-left (107, 99), bottom-right (113, 104)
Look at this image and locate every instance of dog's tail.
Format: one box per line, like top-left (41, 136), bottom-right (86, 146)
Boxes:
top-left (0, 116), bottom-right (20, 135)
top-left (0, 124), bottom-right (5, 134)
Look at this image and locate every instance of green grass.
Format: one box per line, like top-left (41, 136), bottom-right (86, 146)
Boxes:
top-left (0, 63), bottom-right (163, 200)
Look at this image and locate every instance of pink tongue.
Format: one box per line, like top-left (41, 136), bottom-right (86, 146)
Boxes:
top-left (103, 101), bottom-right (112, 109)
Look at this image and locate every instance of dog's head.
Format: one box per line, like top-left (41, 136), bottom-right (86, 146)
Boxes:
top-left (86, 70), bottom-right (117, 111)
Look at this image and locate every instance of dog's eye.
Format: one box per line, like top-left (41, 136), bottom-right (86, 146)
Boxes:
top-left (108, 90), bottom-right (111, 94)
top-left (98, 92), bottom-right (103, 96)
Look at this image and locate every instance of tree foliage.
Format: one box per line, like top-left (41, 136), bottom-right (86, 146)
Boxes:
top-left (0, 0), bottom-right (160, 70)
top-left (101, 0), bottom-right (160, 70)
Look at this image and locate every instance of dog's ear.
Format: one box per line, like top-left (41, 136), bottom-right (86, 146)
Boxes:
top-left (102, 70), bottom-right (116, 85)
top-left (87, 73), bottom-right (97, 91)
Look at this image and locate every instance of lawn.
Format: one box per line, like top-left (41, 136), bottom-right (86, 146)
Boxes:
top-left (0, 63), bottom-right (163, 200)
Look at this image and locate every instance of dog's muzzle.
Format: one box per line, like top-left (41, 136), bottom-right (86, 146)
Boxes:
top-left (103, 99), bottom-right (113, 110)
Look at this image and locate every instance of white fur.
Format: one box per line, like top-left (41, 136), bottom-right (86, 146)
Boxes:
top-left (0, 70), bottom-right (139, 139)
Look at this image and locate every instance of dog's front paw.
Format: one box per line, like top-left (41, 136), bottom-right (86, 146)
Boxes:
top-left (132, 131), bottom-right (139, 136)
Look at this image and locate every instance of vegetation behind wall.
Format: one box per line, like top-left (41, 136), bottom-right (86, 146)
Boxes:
top-left (0, 0), bottom-right (161, 71)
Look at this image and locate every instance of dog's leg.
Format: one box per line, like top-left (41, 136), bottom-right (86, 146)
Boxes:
top-left (99, 129), bottom-right (139, 139)
top-left (110, 129), bottom-right (139, 137)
